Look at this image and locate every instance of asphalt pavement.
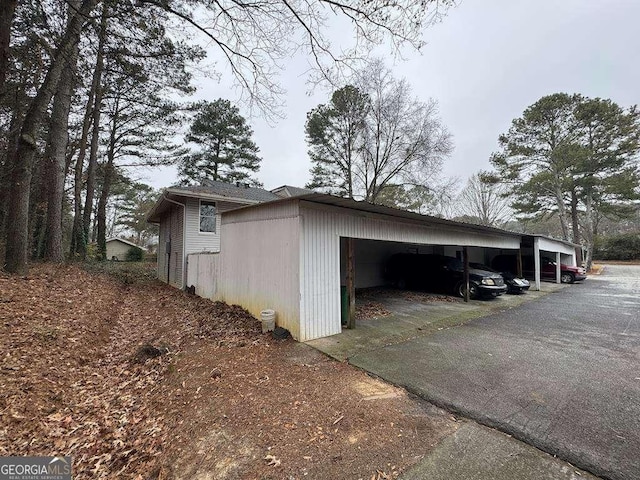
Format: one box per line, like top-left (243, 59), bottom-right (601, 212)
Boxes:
top-left (351, 265), bottom-right (640, 480)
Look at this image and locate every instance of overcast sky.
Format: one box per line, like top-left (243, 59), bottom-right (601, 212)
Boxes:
top-left (142, 0), bottom-right (640, 192)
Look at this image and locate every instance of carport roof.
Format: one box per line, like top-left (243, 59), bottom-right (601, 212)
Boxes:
top-left (225, 192), bottom-right (524, 238)
top-left (524, 234), bottom-right (582, 249)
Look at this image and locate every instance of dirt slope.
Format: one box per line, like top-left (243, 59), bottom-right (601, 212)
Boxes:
top-left (0, 264), bottom-right (456, 479)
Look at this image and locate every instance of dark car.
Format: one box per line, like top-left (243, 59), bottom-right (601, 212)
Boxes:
top-left (386, 254), bottom-right (507, 299)
top-left (470, 262), bottom-right (530, 294)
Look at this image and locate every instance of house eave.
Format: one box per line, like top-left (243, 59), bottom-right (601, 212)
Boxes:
top-left (146, 188), bottom-right (262, 224)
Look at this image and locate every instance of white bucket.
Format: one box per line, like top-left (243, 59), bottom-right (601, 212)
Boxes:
top-left (260, 309), bottom-right (276, 333)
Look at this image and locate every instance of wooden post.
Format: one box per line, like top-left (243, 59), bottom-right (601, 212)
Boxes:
top-left (516, 250), bottom-right (523, 278)
top-left (463, 246), bottom-right (470, 303)
top-left (346, 237), bottom-right (356, 329)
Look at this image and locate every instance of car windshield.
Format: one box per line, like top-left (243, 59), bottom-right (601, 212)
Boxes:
top-left (446, 258), bottom-right (464, 270)
top-left (471, 263), bottom-right (495, 272)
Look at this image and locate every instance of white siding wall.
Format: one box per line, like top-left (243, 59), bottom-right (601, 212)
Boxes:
top-left (183, 198), bottom-right (250, 255)
top-left (299, 203), bottom-right (522, 341)
top-left (351, 239), bottom-right (430, 288)
top-left (560, 253), bottom-right (576, 266)
top-left (106, 240), bottom-right (134, 261)
top-left (186, 253), bottom-right (221, 299)
top-left (158, 205), bottom-right (184, 286)
top-left (156, 205), bottom-right (185, 287)
top-left (157, 215), bottom-right (170, 282)
top-left (216, 202), bottom-right (302, 338)
top-left (538, 237), bottom-right (577, 263)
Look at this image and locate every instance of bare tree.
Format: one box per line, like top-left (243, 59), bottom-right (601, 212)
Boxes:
top-left (455, 173), bottom-right (512, 227)
top-left (141, 0), bottom-right (454, 116)
top-left (3, 0), bottom-right (454, 274)
top-left (356, 60), bottom-right (453, 203)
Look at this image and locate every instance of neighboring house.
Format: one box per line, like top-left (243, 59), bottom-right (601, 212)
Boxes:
top-left (146, 180), bottom-right (311, 288)
top-left (105, 237), bottom-right (140, 261)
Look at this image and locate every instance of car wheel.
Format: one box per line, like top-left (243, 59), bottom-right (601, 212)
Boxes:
top-left (560, 272), bottom-right (575, 284)
top-left (456, 282), bottom-right (478, 299)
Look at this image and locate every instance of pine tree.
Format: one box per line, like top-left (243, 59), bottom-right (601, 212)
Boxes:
top-left (179, 100), bottom-right (262, 186)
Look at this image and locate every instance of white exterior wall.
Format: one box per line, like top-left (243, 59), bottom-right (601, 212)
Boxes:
top-left (106, 240), bottom-right (135, 261)
top-left (299, 203), bottom-right (521, 341)
top-left (538, 237), bottom-right (577, 265)
top-left (186, 253), bottom-right (221, 299)
top-left (157, 204), bottom-right (186, 287)
top-left (217, 202), bottom-right (302, 338)
top-left (158, 218), bottom-right (167, 281)
top-left (183, 198), bottom-right (252, 255)
top-left (351, 239), bottom-right (424, 288)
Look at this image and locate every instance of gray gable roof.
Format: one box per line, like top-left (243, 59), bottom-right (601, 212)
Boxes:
top-left (175, 180), bottom-right (281, 203)
top-left (271, 184), bottom-right (314, 198)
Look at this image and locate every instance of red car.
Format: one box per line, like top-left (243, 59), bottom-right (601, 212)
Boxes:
top-left (492, 254), bottom-right (587, 284)
top-left (541, 257), bottom-right (587, 283)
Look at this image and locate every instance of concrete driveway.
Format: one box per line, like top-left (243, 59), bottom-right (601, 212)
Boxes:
top-left (349, 265), bottom-right (640, 480)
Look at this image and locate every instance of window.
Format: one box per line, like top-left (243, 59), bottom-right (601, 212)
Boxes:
top-left (199, 200), bottom-right (217, 233)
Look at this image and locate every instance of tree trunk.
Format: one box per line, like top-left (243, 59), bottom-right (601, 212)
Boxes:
top-left (583, 190), bottom-right (595, 271)
top-left (96, 96), bottom-right (119, 260)
top-left (82, 5), bottom-right (108, 251)
top-left (96, 161), bottom-right (114, 260)
top-left (570, 189), bottom-right (582, 264)
top-left (0, 100), bottom-right (25, 245)
top-left (0, 0), bottom-right (17, 100)
top-left (3, 0), bottom-right (97, 274)
top-left (553, 184), bottom-right (570, 241)
top-left (44, 0), bottom-right (81, 262)
top-left (70, 5), bottom-right (107, 259)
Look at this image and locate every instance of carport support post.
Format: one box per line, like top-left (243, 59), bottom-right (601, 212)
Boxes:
top-left (556, 252), bottom-right (561, 284)
top-left (463, 246), bottom-right (470, 303)
top-left (533, 237), bottom-right (541, 291)
top-left (346, 237), bottom-right (356, 329)
top-left (516, 250), bottom-right (523, 278)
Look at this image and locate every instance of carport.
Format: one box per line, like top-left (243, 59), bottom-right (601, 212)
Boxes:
top-left (209, 193), bottom-right (523, 341)
top-left (521, 235), bottom-right (580, 290)
top-left (344, 239), bottom-right (520, 326)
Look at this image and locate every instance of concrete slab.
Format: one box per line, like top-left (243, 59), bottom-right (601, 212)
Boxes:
top-left (307, 283), bottom-right (565, 361)
top-left (402, 422), bottom-right (598, 480)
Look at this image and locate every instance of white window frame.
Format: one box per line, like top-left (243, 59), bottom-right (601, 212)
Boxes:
top-left (199, 200), bottom-right (217, 234)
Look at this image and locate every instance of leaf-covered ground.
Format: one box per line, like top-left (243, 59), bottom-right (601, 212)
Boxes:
top-left (0, 264), bottom-right (456, 479)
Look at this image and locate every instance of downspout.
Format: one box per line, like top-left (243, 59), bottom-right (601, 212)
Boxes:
top-left (164, 195), bottom-right (187, 289)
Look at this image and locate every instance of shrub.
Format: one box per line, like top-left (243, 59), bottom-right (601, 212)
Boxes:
top-left (125, 246), bottom-right (145, 262)
top-left (594, 233), bottom-right (640, 260)
top-left (86, 242), bottom-right (100, 261)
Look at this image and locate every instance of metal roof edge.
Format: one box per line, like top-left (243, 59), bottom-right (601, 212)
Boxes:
top-left (526, 234), bottom-right (582, 249)
top-left (106, 237), bottom-right (140, 248)
top-left (164, 187), bottom-right (263, 205)
top-left (221, 193), bottom-right (524, 239)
